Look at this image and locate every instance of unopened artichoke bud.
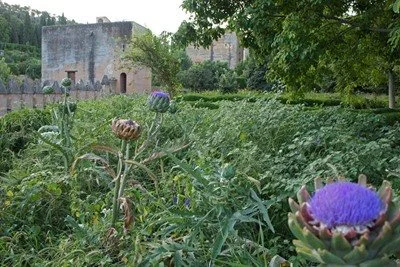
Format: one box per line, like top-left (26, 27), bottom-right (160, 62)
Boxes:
top-left (61, 78), bottom-right (72, 87)
top-left (59, 102), bottom-right (77, 113)
top-left (111, 118), bottom-right (141, 141)
top-left (42, 85), bottom-right (54, 94)
top-left (148, 91), bottom-right (170, 113)
top-left (289, 176), bottom-right (400, 266)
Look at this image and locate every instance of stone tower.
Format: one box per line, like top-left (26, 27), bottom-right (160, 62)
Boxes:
top-left (41, 20), bottom-right (151, 94)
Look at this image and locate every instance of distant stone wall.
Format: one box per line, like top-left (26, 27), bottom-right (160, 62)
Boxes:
top-left (186, 32), bottom-right (244, 69)
top-left (0, 76), bottom-right (116, 116)
top-left (42, 21), bottom-right (151, 94)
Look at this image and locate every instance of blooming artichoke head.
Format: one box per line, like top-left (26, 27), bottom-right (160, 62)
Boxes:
top-left (111, 118), bottom-right (141, 141)
top-left (148, 91), bottom-right (170, 113)
top-left (289, 176), bottom-right (400, 265)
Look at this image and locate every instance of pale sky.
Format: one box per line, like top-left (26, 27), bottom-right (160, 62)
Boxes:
top-left (2, 0), bottom-right (190, 35)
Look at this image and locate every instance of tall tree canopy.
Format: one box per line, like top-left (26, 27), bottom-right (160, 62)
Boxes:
top-left (0, 0), bottom-right (74, 47)
top-left (124, 31), bottom-right (182, 95)
top-left (175, 0), bottom-right (400, 106)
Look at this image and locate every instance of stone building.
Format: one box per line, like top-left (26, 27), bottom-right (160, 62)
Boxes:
top-left (41, 18), bottom-right (151, 94)
top-left (186, 32), bottom-right (247, 69)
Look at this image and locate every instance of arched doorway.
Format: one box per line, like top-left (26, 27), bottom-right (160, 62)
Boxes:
top-left (120, 73), bottom-right (127, 93)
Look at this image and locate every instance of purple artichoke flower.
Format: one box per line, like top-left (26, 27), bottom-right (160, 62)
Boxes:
top-left (309, 182), bottom-right (384, 229)
top-left (148, 91), bottom-right (170, 113)
top-left (287, 176), bottom-right (400, 265)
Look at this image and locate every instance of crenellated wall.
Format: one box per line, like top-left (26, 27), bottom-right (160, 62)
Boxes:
top-left (0, 76), bottom-right (116, 116)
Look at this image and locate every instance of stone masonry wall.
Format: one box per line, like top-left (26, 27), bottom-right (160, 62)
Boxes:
top-left (42, 21), bottom-right (151, 94)
top-left (186, 32), bottom-right (244, 69)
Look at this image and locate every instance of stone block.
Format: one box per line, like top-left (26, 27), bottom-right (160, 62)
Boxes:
top-left (34, 94), bottom-right (44, 108)
top-left (21, 94), bottom-right (34, 108)
top-left (9, 94), bottom-right (22, 111)
top-left (0, 95), bottom-right (8, 115)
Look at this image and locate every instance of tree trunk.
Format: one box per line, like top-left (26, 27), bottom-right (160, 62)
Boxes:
top-left (388, 70), bottom-right (395, 109)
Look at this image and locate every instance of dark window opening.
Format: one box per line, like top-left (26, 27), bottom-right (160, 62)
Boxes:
top-left (66, 71), bottom-right (77, 84)
top-left (120, 73), bottom-right (127, 93)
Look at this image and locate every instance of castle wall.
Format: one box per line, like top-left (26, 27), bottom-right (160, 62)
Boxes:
top-left (42, 21), bottom-right (151, 94)
top-left (186, 32), bottom-right (244, 69)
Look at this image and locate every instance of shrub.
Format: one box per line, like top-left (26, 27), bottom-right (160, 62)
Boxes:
top-left (219, 70), bottom-right (239, 94)
top-left (0, 58), bottom-right (10, 82)
top-left (178, 60), bottom-right (228, 91)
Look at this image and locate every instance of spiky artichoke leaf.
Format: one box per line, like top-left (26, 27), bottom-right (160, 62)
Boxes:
top-left (288, 213), bottom-right (308, 243)
top-left (343, 244), bottom-right (368, 264)
top-left (289, 212), bottom-right (327, 250)
top-left (304, 228), bottom-right (327, 250)
top-left (379, 235), bottom-right (400, 255)
top-left (358, 257), bottom-right (397, 267)
top-left (369, 222), bottom-right (393, 253)
top-left (297, 186), bottom-right (310, 204)
top-left (377, 181), bottom-right (391, 200)
top-left (288, 198), bottom-right (300, 213)
top-left (331, 233), bottom-right (352, 256)
top-left (313, 248), bottom-right (347, 265)
top-left (314, 177), bottom-right (323, 190)
top-left (293, 240), bottom-right (322, 263)
top-left (358, 174), bottom-right (367, 186)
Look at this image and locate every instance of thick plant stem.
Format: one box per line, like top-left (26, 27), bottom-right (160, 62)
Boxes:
top-left (118, 142), bottom-right (131, 198)
top-left (111, 140), bottom-right (127, 228)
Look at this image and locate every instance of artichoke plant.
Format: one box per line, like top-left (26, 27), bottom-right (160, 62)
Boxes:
top-left (61, 77), bottom-right (72, 87)
top-left (148, 91), bottom-right (170, 113)
top-left (42, 85), bottom-right (54, 94)
top-left (111, 119), bottom-right (141, 141)
top-left (289, 176), bottom-right (400, 266)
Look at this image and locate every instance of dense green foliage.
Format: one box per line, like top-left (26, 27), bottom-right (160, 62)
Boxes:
top-left (1, 94), bottom-right (400, 265)
top-left (0, 43), bottom-right (41, 79)
top-left (0, 1), bottom-right (74, 79)
top-left (0, 1), bottom-right (73, 46)
top-left (218, 69), bottom-right (239, 94)
top-left (178, 60), bottom-right (229, 91)
top-left (124, 31), bottom-right (182, 94)
top-left (175, 0), bottom-right (400, 104)
top-left (0, 108), bottom-right (50, 174)
top-left (0, 57), bottom-right (10, 82)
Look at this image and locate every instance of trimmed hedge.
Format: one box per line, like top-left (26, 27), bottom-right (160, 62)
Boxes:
top-left (179, 92), bottom-right (389, 109)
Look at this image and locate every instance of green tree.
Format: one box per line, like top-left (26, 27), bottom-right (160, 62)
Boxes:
top-left (57, 13), bottom-right (67, 25)
top-left (176, 0), bottom-right (400, 107)
top-left (0, 16), bottom-right (10, 42)
top-left (178, 60), bottom-right (228, 91)
top-left (0, 58), bottom-right (11, 82)
top-left (124, 31), bottom-right (181, 94)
